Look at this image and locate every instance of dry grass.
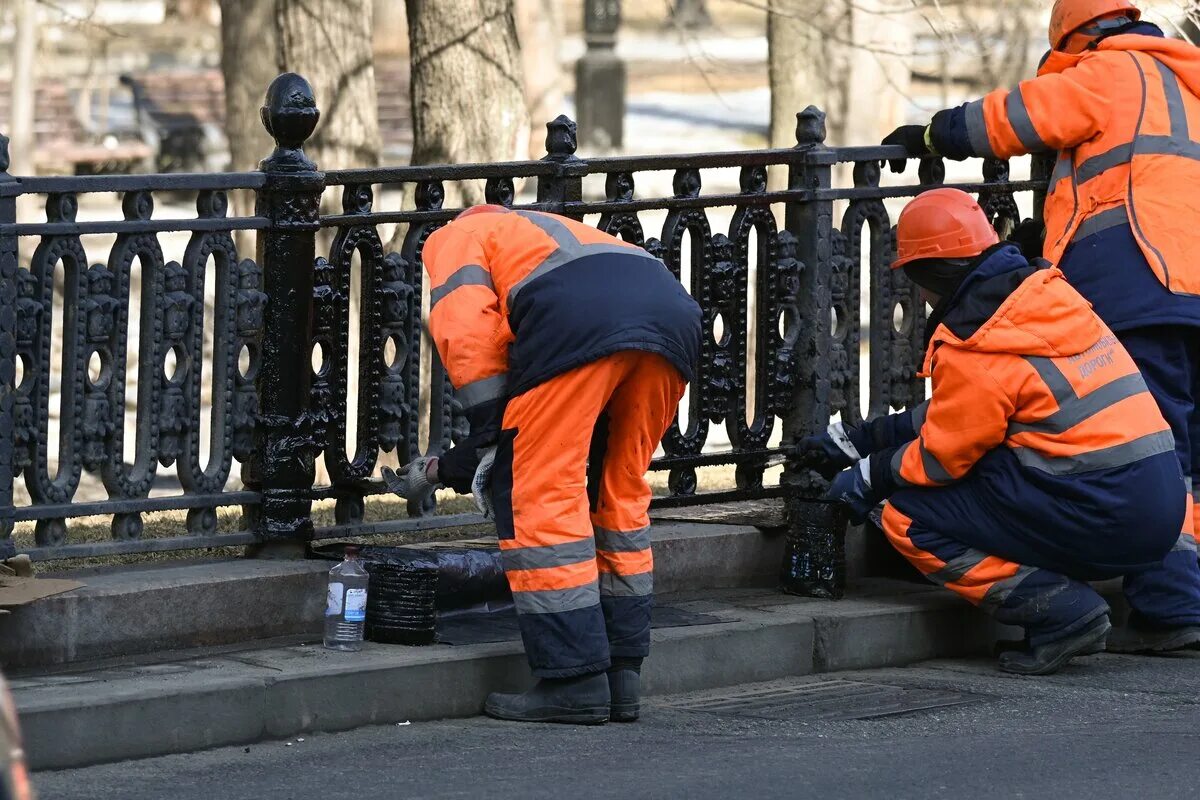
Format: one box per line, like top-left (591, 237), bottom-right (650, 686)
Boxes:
top-left (23, 464), bottom-right (765, 573)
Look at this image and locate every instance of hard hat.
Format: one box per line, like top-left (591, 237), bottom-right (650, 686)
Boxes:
top-left (892, 188), bottom-right (999, 269)
top-left (1048, 0), bottom-right (1140, 50)
top-left (455, 204), bottom-right (511, 220)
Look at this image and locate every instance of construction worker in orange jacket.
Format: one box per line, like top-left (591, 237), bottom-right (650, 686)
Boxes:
top-left (881, 0), bottom-right (1200, 653)
top-left (801, 189), bottom-right (1194, 674)
top-left (383, 205), bottom-right (701, 724)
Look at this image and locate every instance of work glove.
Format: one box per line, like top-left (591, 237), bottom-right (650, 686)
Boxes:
top-left (881, 124), bottom-right (931, 173)
top-left (797, 422), bottom-right (864, 481)
top-left (825, 457), bottom-right (879, 526)
top-left (381, 456), bottom-right (440, 506)
top-left (1008, 218), bottom-right (1045, 262)
top-left (472, 446), bottom-right (497, 519)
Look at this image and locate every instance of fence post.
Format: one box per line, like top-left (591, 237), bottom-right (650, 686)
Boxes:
top-left (536, 115), bottom-right (585, 218)
top-left (779, 107), bottom-right (848, 599)
top-left (247, 74), bottom-right (323, 554)
top-left (0, 135), bottom-right (17, 560)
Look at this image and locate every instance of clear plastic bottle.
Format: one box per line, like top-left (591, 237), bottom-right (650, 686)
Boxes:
top-left (323, 545), bottom-right (369, 651)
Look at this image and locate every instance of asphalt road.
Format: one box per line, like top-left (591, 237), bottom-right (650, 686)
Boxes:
top-left (34, 652), bottom-right (1200, 800)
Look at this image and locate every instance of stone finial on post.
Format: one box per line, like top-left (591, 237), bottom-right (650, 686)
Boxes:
top-left (0, 132), bottom-right (16, 560)
top-left (247, 73), bottom-right (324, 555)
top-left (575, 0), bottom-right (625, 150)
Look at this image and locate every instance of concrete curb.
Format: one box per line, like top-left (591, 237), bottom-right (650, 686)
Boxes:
top-left (1, 522), bottom-right (784, 671)
top-left (12, 581), bottom-right (998, 770)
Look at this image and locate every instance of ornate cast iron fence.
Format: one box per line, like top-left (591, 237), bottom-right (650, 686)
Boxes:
top-left (0, 74), bottom-right (1050, 594)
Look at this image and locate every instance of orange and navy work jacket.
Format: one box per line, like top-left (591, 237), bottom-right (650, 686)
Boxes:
top-left (420, 210), bottom-right (701, 490)
top-left (864, 245), bottom-right (1174, 497)
top-left (928, 28), bottom-right (1200, 314)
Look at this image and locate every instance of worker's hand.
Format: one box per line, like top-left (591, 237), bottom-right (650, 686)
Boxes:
top-left (472, 446), bottom-right (497, 519)
top-left (825, 458), bottom-right (879, 526)
top-left (1008, 218), bottom-right (1045, 261)
top-left (881, 125), bottom-right (931, 173)
top-left (797, 422), bottom-right (863, 480)
top-left (382, 456), bottom-right (440, 505)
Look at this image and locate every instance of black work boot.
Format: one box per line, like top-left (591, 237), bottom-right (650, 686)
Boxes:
top-left (608, 658), bottom-right (643, 722)
top-left (998, 614), bottom-right (1111, 676)
top-left (484, 672), bottom-right (610, 725)
top-left (1107, 614), bottom-right (1200, 654)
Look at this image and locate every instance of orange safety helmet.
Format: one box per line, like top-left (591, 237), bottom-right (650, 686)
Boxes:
top-left (892, 188), bottom-right (999, 269)
top-left (1048, 0), bottom-right (1140, 50)
top-left (455, 204), bottom-right (511, 220)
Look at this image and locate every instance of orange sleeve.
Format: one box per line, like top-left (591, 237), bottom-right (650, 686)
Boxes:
top-left (971, 57), bottom-right (1113, 159)
top-left (421, 223), bottom-right (509, 411)
top-left (892, 351), bottom-right (1014, 488)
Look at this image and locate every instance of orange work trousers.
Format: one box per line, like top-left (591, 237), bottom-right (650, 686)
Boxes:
top-left (489, 351), bottom-right (686, 678)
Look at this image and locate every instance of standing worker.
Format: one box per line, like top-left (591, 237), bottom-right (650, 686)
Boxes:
top-left (384, 206), bottom-right (701, 724)
top-left (801, 189), bottom-right (1194, 674)
top-left (880, 0), bottom-right (1200, 652)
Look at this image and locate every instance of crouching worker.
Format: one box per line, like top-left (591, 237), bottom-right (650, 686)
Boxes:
top-left (383, 206), bottom-right (701, 723)
top-left (801, 189), bottom-right (1195, 675)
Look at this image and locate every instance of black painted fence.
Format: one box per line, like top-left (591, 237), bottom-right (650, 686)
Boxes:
top-left (0, 74), bottom-right (1050, 595)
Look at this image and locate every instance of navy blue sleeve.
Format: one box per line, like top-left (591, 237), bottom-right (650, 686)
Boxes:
top-left (871, 445), bottom-right (903, 498)
top-left (438, 397), bottom-right (504, 494)
top-left (850, 406), bottom-right (920, 455)
top-left (929, 105), bottom-right (976, 162)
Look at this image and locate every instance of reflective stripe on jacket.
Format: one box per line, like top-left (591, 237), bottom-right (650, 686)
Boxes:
top-left (934, 30), bottom-right (1200, 300)
top-left (420, 210), bottom-right (702, 429)
top-left (876, 245), bottom-right (1173, 492)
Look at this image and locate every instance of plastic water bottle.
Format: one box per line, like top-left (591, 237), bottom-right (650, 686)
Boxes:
top-left (324, 545), bottom-right (369, 651)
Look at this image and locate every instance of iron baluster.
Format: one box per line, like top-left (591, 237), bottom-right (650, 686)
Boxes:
top-left (0, 136), bottom-right (16, 558)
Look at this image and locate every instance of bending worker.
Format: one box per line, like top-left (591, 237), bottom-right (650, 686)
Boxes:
top-left (880, 0), bottom-right (1200, 653)
top-left (802, 189), bottom-right (1193, 675)
top-left (384, 206), bottom-right (701, 724)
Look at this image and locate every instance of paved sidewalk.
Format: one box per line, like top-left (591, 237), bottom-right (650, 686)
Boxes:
top-left (33, 652), bottom-right (1200, 800)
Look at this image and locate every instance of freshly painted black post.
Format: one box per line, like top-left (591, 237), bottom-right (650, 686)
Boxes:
top-left (780, 106), bottom-right (848, 599)
top-left (0, 134), bottom-right (17, 560)
top-left (248, 73), bottom-right (323, 550)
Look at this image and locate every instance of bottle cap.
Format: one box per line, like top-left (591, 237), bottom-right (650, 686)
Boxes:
top-left (344, 545), bottom-right (361, 558)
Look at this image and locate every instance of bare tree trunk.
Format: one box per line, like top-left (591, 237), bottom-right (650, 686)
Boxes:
top-left (843, 0), bottom-right (911, 146)
top-left (516, 0), bottom-right (564, 158)
top-left (11, 0), bottom-right (37, 179)
top-left (768, 0), bottom-right (853, 150)
top-left (405, 0), bottom-right (529, 204)
top-left (219, 0), bottom-right (279, 255)
top-left (277, 0), bottom-right (382, 171)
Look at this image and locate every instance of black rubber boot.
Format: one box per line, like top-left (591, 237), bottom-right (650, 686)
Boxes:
top-left (608, 658), bottom-right (642, 722)
top-left (1107, 618), bottom-right (1200, 654)
top-left (998, 615), bottom-right (1111, 676)
top-left (484, 673), bottom-right (610, 725)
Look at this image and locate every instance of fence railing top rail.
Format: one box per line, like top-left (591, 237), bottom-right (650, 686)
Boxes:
top-left (8, 171), bottom-right (267, 195)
